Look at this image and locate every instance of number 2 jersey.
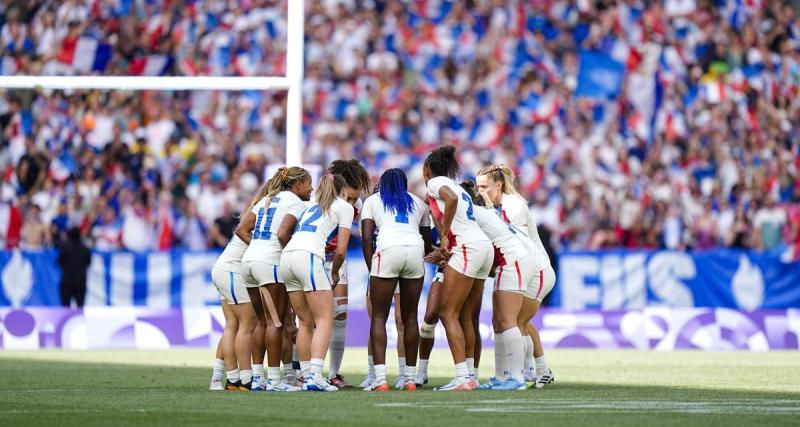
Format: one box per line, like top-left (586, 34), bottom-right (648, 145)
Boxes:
top-left (360, 192), bottom-right (430, 252)
top-left (284, 197), bottom-right (355, 259)
top-left (426, 176), bottom-right (489, 246)
top-left (241, 191), bottom-right (307, 265)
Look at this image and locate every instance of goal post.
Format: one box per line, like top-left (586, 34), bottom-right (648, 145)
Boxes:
top-left (0, 0), bottom-right (305, 166)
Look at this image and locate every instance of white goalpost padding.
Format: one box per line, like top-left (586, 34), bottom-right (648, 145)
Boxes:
top-left (0, 0), bottom-right (305, 166)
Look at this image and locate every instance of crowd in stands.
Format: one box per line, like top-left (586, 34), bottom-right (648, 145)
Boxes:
top-left (0, 0), bottom-right (798, 255)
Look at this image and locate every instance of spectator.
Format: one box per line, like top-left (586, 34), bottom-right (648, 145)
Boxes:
top-left (753, 196), bottom-right (788, 251)
top-left (57, 227), bottom-right (91, 307)
top-left (209, 201), bottom-right (237, 249)
top-left (20, 204), bottom-right (50, 249)
top-left (121, 195), bottom-right (154, 252)
top-left (175, 203), bottom-right (207, 251)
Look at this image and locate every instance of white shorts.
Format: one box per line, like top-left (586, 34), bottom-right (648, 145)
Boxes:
top-left (324, 257), bottom-right (348, 285)
top-left (494, 255), bottom-right (539, 294)
top-left (371, 245), bottom-right (425, 279)
top-left (212, 267), bottom-right (251, 305)
top-left (448, 240), bottom-right (494, 280)
top-left (523, 265), bottom-right (555, 303)
top-left (281, 250), bottom-right (333, 292)
top-left (241, 260), bottom-right (282, 288)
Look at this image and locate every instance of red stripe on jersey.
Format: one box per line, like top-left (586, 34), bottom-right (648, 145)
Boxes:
top-left (501, 210), bottom-right (511, 224)
top-left (495, 266), bottom-right (502, 291)
top-left (461, 244), bottom-right (468, 274)
top-left (515, 261), bottom-right (522, 291)
top-left (493, 245), bottom-right (506, 267)
top-left (427, 194), bottom-right (457, 247)
top-left (536, 269), bottom-right (544, 299)
top-left (377, 252), bottom-right (381, 275)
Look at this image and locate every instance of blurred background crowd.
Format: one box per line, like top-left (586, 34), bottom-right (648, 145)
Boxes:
top-left (0, 0), bottom-right (798, 255)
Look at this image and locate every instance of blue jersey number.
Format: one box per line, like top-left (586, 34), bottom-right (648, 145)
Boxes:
top-left (461, 193), bottom-right (476, 221)
top-left (253, 207), bottom-right (277, 240)
top-left (395, 210), bottom-right (409, 224)
top-left (299, 206), bottom-right (323, 232)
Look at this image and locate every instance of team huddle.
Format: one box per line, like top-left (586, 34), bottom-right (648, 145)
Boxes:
top-left (207, 145), bottom-right (555, 392)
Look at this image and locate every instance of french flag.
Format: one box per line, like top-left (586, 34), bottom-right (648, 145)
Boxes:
top-left (701, 78), bottom-right (728, 104)
top-left (129, 54), bottom-right (173, 76)
top-left (62, 37), bottom-right (112, 73)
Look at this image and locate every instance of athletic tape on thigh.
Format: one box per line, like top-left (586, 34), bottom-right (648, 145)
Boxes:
top-left (419, 321), bottom-right (436, 339)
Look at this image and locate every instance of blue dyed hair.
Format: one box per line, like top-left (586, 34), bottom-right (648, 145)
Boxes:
top-left (379, 168), bottom-right (414, 218)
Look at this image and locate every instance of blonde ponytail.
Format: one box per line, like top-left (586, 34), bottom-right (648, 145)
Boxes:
top-left (478, 164), bottom-right (526, 201)
top-left (242, 166), bottom-right (310, 216)
top-left (316, 174), bottom-right (346, 215)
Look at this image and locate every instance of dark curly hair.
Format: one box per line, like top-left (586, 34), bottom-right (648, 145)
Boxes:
top-left (424, 145), bottom-right (460, 179)
top-left (328, 159), bottom-right (371, 193)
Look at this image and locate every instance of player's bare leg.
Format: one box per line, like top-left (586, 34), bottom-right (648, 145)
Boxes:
top-left (416, 277), bottom-right (443, 387)
top-left (460, 279), bottom-right (484, 387)
top-left (246, 287), bottom-right (267, 390)
top-left (398, 276), bottom-right (423, 390)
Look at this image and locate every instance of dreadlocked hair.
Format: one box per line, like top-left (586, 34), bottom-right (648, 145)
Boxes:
top-left (424, 145), bottom-right (460, 178)
top-left (328, 159), bottom-right (370, 194)
top-left (379, 168), bottom-right (414, 218)
top-left (477, 164), bottom-right (525, 200)
top-left (243, 166), bottom-right (310, 216)
top-left (316, 174), bottom-right (347, 215)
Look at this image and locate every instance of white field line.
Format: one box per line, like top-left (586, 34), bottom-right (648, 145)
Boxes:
top-left (375, 398), bottom-right (800, 415)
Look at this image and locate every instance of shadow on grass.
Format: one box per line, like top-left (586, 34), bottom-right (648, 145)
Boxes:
top-left (0, 358), bottom-right (797, 427)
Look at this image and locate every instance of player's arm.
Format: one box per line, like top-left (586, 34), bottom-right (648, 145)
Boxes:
top-left (331, 227), bottom-right (350, 286)
top-left (437, 186), bottom-right (458, 253)
top-left (361, 218), bottom-right (376, 272)
top-left (277, 215), bottom-right (299, 247)
top-left (235, 211), bottom-right (256, 244)
top-left (331, 204), bottom-right (354, 286)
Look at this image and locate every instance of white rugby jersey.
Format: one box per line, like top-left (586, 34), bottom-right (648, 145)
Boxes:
top-left (213, 234), bottom-right (248, 272)
top-left (498, 193), bottom-right (551, 269)
top-left (473, 206), bottom-right (543, 268)
top-left (284, 197), bottom-right (354, 259)
top-left (426, 176), bottom-right (489, 246)
top-left (242, 191), bottom-right (307, 265)
top-left (361, 192), bottom-right (430, 252)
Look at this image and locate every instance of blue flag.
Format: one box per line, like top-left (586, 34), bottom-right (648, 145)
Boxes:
top-left (575, 50), bottom-right (626, 100)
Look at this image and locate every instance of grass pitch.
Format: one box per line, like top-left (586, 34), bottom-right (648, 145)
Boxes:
top-left (0, 349), bottom-right (798, 426)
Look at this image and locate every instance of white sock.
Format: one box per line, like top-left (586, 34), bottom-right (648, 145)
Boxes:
top-left (300, 361), bottom-right (311, 379)
top-left (240, 369), bottom-right (253, 385)
top-left (416, 359), bottom-right (429, 381)
top-left (283, 364), bottom-right (296, 383)
top-left (524, 335), bottom-right (535, 374)
top-left (252, 364), bottom-right (265, 377)
top-left (455, 362), bottom-right (469, 380)
top-left (212, 358), bottom-right (225, 381)
top-left (367, 355), bottom-right (376, 379)
top-left (535, 355), bottom-right (548, 374)
top-left (405, 365), bottom-right (416, 383)
top-left (503, 327), bottom-right (525, 383)
top-left (329, 319), bottom-right (346, 378)
top-left (375, 364), bottom-right (387, 385)
top-left (310, 358), bottom-right (325, 378)
top-left (267, 367), bottom-right (281, 382)
top-left (226, 369), bottom-right (240, 383)
top-left (398, 357), bottom-right (406, 379)
top-left (475, 366), bottom-right (480, 381)
top-left (493, 333), bottom-right (506, 379)
top-left (465, 358), bottom-right (475, 377)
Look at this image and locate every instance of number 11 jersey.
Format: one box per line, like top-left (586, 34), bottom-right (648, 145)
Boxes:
top-left (241, 191), bottom-right (307, 265)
